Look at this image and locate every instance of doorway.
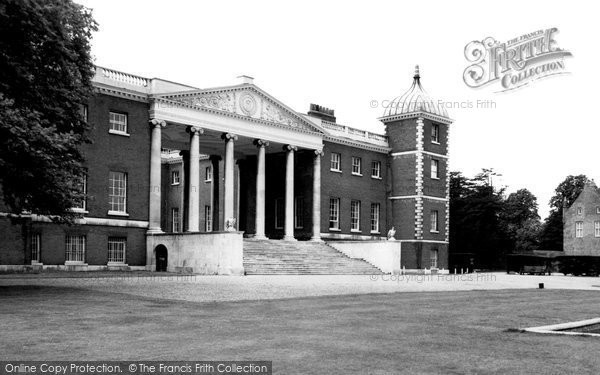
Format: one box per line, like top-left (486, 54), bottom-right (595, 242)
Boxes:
top-left (155, 245), bottom-right (168, 272)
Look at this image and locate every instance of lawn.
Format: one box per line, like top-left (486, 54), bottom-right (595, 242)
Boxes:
top-left (1, 285), bottom-right (599, 374)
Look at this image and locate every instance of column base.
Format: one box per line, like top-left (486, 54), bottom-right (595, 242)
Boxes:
top-left (147, 228), bottom-right (163, 235)
top-left (251, 234), bottom-right (268, 240)
top-left (310, 237), bottom-right (323, 242)
top-left (282, 236), bottom-right (297, 242)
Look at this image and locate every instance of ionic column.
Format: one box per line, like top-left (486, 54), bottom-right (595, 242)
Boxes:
top-left (148, 119), bottom-right (166, 234)
top-left (311, 150), bottom-right (324, 241)
top-left (284, 145), bottom-right (297, 241)
top-left (222, 133), bottom-right (238, 230)
top-left (253, 139), bottom-right (269, 239)
top-left (187, 126), bottom-right (203, 232)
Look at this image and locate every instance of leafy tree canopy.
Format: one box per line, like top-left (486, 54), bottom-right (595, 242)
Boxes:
top-left (0, 0), bottom-right (97, 220)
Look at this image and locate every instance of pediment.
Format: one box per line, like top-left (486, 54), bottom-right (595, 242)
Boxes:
top-left (157, 85), bottom-right (325, 134)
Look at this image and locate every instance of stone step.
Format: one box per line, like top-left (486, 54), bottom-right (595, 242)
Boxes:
top-left (243, 239), bottom-right (384, 275)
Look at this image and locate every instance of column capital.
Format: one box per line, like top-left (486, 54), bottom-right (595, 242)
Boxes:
top-left (149, 119), bottom-right (166, 128)
top-left (253, 139), bottom-right (269, 148)
top-left (314, 149), bottom-right (324, 157)
top-left (187, 126), bottom-right (204, 135)
top-left (283, 144), bottom-right (298, 152)
top-left (221, 133), bottom-right (238, 141)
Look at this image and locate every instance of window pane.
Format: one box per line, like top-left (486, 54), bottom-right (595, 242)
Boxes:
top-left (109, 172), bottom-right (127, 212)
top-left (371, 161), bottom-right (381, 178)
top-left (330, 153), bottom-right (341, 171)
top-left (432, 124), bottom-right (439, 143)
top-left (352, 157), bottom-right (361, 175)
top-left (294, 197), bottom-right (304, 228)
top-left (370, 203), bottom-right (380, 232)
top-left (431, 210), bottom-right (439, 232)
top-left (172, 208), bottom-right (180, 232)
top-left (329, 198), bottom-right (340, 229)
top-left (31, 234), bottom-right (41, 262)
top-left (73, 173), bottom-right (87, 210)
top-left (205, 206), bottom-right (212, 232)
top-left (430, 249), bottom-right (438, 268)
top-left (108, 237), bottom-right (126, 263)
top-left (431, 159), bottom-right (439, 179)
top-left (171, 170), bottom-right (180, 184)
top-left (351, 200), bottom-right (360, 231)
top-left (65, 235), bottom-right (85, 262)
top-left (109, 112), bottom-right (128, 133)
top-left (275, 199), bottom-right (284, 229)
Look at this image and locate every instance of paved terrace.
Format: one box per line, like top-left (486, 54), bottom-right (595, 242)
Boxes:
top-left (0, 273), bottom-right (599, 303)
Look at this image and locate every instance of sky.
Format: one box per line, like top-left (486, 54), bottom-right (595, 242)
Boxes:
top-left (76, 0), bottom-right (599, 219)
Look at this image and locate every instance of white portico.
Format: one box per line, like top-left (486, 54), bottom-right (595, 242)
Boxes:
top-left (147, 76), bottom-right (327, 242)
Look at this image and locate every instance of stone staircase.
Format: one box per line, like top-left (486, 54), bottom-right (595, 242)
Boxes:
top-left (243, 239), bottom-right (385, 275)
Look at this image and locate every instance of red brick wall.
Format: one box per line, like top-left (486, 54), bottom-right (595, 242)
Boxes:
top-left (320, 141), bottom-right (388, 236)
top-left (385, 119), bottom-right (417, 152)
top-left (83, 94), bottom-right (150, 221)
top-left (30, 222), bottom-right (147, 266)
top-left (0, 218), bottom-right (27, 264)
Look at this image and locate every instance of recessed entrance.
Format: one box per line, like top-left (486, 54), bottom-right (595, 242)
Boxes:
top-left (155, 245), bottom-right (168, 272)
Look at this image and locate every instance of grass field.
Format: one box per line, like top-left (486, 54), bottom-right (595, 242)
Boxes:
top-left (1, 285), bottom-right (600, 374)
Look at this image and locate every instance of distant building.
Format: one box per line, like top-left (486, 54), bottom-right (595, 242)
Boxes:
top-left (0, 65), bottom-right (452, 273)
top-left (563, 182), bottom-right (600, 255)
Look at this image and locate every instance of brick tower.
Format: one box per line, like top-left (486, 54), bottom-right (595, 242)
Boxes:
top-left (380, 66), bottom-right (453, 270)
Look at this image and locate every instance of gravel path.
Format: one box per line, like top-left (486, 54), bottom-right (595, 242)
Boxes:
top-left (1, 272), bottom-right (599, 303)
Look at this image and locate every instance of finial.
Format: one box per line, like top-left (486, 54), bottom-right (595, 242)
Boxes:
top-left (414, 65), bottom-right (420, 79)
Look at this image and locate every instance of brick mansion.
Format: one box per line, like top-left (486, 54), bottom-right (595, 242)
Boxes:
top-left (0, 66), bottom-right (452, 274)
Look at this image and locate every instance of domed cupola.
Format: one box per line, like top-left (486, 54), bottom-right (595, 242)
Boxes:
top-left (380, 65), bottom-right (449, 121)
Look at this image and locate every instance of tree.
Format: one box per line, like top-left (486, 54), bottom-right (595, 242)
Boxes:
top-left (549, 175), bottom-right (591, 211)
top-left (539, 175), bottom-right (591, 250)
top-left (0, 0), bottom-right (97, 220)
top-left (501, 189), bottom-right (541, 251)
top-left (449, 169), bottom-right (512, 270)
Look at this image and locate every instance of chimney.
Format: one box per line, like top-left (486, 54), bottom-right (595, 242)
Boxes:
top-left (237, 75), bottom-right (254, 85)
top-left (307, 103), bottom-right (336, 123)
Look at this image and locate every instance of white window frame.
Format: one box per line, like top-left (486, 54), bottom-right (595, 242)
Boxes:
top-left (108, 171), bottom-right (128, 215)
top-left (430, 249), bottom-right (438, 269)
top-left (329, 198), bottom-right (340, 231)
top-left (576, 221), bottom-right (583, 238)
top-left (330, 153), bottom-right (341, 172)
top-left (351, 200), bottom-right (361, 232)
top-left (351, 157), bottom-right (362, 176)
top-left (370, 203), bottom-right (380, 233)
top-left (205, 205), bottom-right (213, 232)
top-left (430, 210), bottom-right (439, 233)
top-left (31, 233), bottom-right (41, 263)
top-left (72, 173), bottom-right (87, 212)
top-left (81, 105), bottom-right (88, 123)
top-left (595, 221), bottom-right (600, 238)
top-left (371, 161), bottom-right (381, 179)
top-left (577, 207), bottom-right (583, 215)
top-left (294, 197), bottom-right (304, 229)
top-left (431, 123), bottom-right (440, 144)
top-left (431, 159), bottom-right (439, 179)
top-left (107, 237), bottom-right (126, 264)
top-left (109, 111), bottom-right (129, 136)
top-left (172, 207), bottom-right (180, 232)
top-left (597, 207), bottom-right (600, 214)
top-left (275, 198), bottom-right (284, 229)
top-left (171, 170), bottom-right (180, 185)
top-left (205, 166), bottom-right (213, 182)
top-left (65, 235), bottom-right (85, 263)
